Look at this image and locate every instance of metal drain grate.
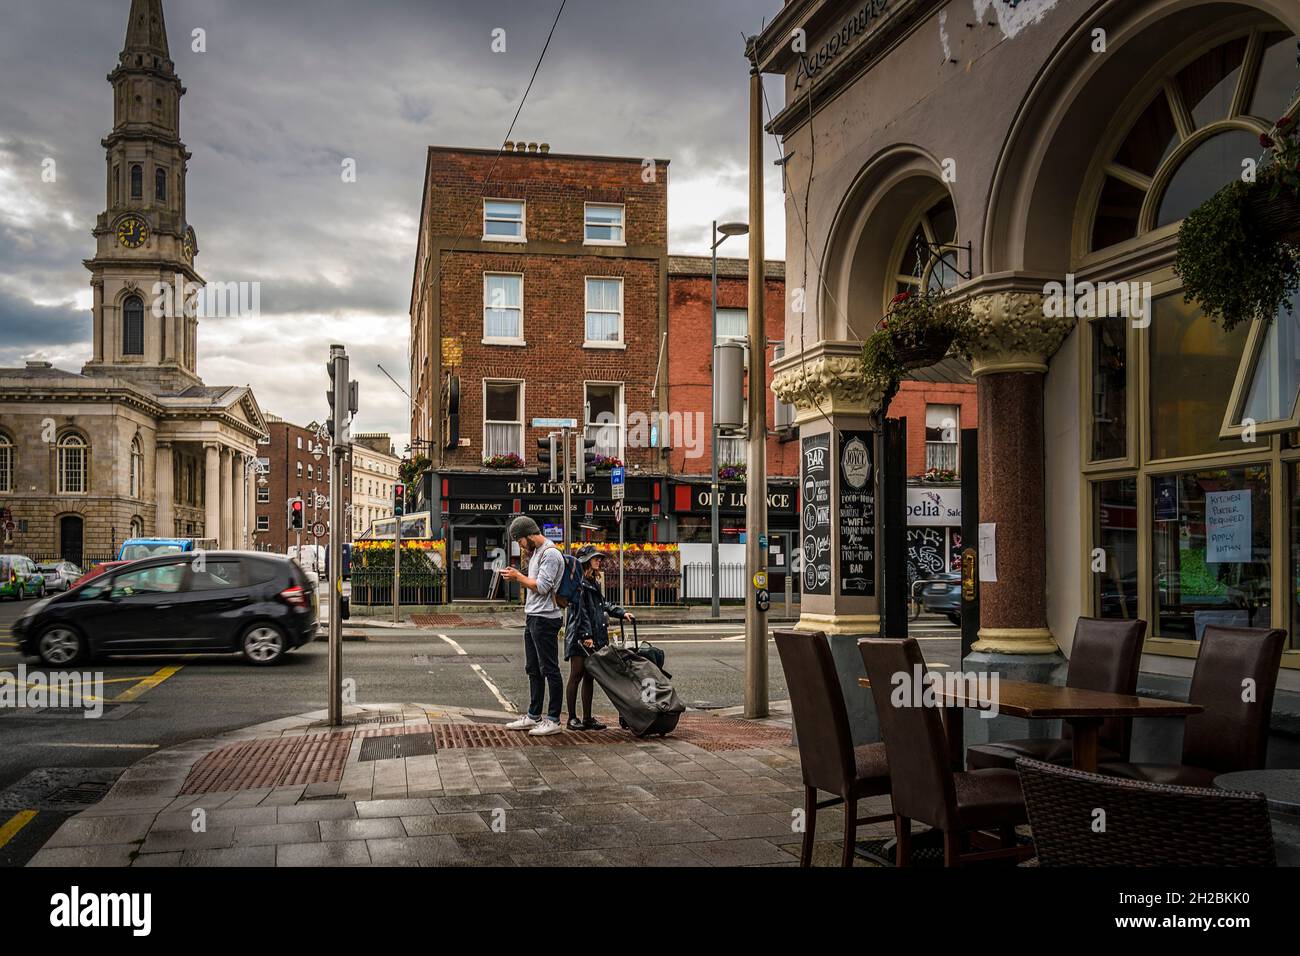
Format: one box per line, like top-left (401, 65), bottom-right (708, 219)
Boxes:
top-left (358, 733), bottom-right (436, 762)
top-left (44, 781), bottom-right (112, 808)
top-left (300, 793), bottom-right (347, 802)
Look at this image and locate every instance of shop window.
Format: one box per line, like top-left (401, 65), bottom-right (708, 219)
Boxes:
top-left (1151, 466), bottom-right (1271, 640)
top-left (1149, 294), bottom-right (1249, 460)
top-left (585, 277), bottom-right (623, 345)
top-left (584, 203), bottom-right (625, 244)
top-left (484, 380), bottom-right (523, 458)
top-left (924, 404), bottom-right (959, 473)
top-left (585, 383), bottom-right (623, 459)
top-left (1222, 290), bottom-right (1300, 437)
top-left (1094, 478), bottom-right (1139, 620)
top-left (1089, 29), bottom-right (1299, 252)
top-left (483, 273), bottom-right (523, 342)
top-left (1090, 316), bottom-right (1127, 461)
top-left (483, 199), bottom-right (525, 241)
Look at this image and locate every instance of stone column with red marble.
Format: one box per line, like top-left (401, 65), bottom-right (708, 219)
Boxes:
top-left (961, 290), bottom-right (1074, 747)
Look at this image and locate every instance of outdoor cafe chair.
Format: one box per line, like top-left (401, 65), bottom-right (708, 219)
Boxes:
top-left (859, 637), bottom-right (1033, 867)
top-left (1099, 625), bottom-right (1285, 788)
top-left (966, 617), bottom-right (1146, 771)
top-left (773, 629), bottom-right (893, 867)
top-left (1017, 757), bottom-right (1276, 866)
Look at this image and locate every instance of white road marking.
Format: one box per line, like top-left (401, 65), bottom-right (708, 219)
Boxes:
top-left (437, 633), bottom-right (517, 713)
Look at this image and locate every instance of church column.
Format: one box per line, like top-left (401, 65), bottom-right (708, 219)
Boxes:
top-left (155, 441), bottom-right (174, 536)
top-left (204, 443), bottom-right (221, 544)
top-left (91, 279), bottom-right (105, 363)
top-left (219, 446), bottom-right (233, 549)
top-left (232, 451), bottom-right (246, 549)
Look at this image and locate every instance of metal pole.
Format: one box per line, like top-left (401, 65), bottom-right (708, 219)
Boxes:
top-left (710, 221), bottom-right (721, 621)
top-left (327, 345), bottom-right (347, 728)
top-left (561, 428), bottom-right (572, 552)
top-left (393, 485), bottom-right (401, 623)
top-left (744, 61), bottom-right (769, 719)
top-left (618, 507), bottom-right (625, 603)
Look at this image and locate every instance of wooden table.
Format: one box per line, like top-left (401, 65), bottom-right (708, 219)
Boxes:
top-left (858, 678), bottom-right (1202, 772)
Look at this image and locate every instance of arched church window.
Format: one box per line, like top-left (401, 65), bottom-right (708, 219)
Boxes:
top-left (57, 434), bottom-right (87, 495)
top-left (130, 436), bottom-right (143, 498)
top-left (130, 164), bottom-right (142, 199)
top-left (123, 295), bottom-right (145, 355)
top-left (155, 167), bottom-right (166, 201)
top-left (1089, 30), bottom-right (1299, 251)
top-left (889, 194), bottom-right (960, 304)
top-left (130, 516), bottom-right (143, 538)
top-left (0, 432), bottom-right (13, 493)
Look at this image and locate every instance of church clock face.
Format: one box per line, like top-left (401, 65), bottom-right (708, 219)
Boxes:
top-left (116, 215), bottom-right (149, 249)
top-left (182, 226), bottom-right (196, 261)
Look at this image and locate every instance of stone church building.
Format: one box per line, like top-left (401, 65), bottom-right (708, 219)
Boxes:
top-left (0, 0), bottom-right (266, 565)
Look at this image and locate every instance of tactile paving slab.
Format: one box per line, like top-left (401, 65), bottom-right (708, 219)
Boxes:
top-left (180, 732), bottom-right (353, 794)
top-left (432, 714), bottom-right (791, 753)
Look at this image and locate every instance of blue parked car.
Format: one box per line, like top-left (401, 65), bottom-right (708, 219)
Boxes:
top-left (116, 537), bottom-right (217, 561)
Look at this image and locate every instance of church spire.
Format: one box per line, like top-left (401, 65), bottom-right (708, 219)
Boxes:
top-left (122, 0), bottom-right (170, 61)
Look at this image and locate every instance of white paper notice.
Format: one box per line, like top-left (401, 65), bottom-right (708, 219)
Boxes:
top-left (1205, 490), bottom-right (1251, 563)
top-left (978, 522), bottom-right (997, 583)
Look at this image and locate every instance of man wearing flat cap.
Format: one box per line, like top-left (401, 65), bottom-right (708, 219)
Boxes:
top-left (499, 515), bottom-right (565, 735)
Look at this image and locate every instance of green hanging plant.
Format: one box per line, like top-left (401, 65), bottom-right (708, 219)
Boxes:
top-left (861, 289), bottom-right (971, 410)
top-left (1175, 116), bottom-right (1300, 331)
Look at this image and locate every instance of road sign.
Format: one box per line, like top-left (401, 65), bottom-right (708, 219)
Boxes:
top-left (613, 500), bottom-right (624, 524)
top-left (311, 521), bottom-right (326, 538)
top-left (610, 466), bottom-right (625, 500)
top-left (531, 417), bottom-right (577, 429)
top-left (752, 571), bottom-right (768, 590)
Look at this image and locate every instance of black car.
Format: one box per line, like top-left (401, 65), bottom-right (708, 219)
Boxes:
top-left (13, 552), bottom-right (317, 667)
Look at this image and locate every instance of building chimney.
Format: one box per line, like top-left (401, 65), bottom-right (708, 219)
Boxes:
top-left (527, 142), bottom-right (538, 153)
top-left (539, 143), bottom-right (550, 154)
top-left (503, 140), bottom-right (514, 151)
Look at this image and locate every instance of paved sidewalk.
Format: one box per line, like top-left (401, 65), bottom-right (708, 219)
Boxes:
top-left (29, 702), bottom-right (892, 867)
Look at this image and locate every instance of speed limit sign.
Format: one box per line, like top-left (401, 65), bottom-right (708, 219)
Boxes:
top-left (311, 521), bottom-right (326, 538)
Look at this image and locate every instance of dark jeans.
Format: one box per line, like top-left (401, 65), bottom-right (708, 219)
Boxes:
top-left (523, 614), bottom-right (563, 721)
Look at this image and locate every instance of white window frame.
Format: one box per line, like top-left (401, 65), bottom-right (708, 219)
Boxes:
top-left (718, 436), bottom-right (747, 467)
top-left (0, 433), bottom-right (14, 494)
top-left (256, 515), bottom-right (270, 532)
top-left (296, 436), bottom-right (302, 450)
top-left (257, 485), bottom-right (270, 503)
top-left (584, 381), bottom-right (625, 461)
top-left (296, 461), bottom-right (303, 478)
top-left (130, 437), bottom-right (143, 498)
top-left (924, 403), bottom-right (960, 474)
top-left (483, 198), bottom-right (526, 243)
top-left (584, 202), bottom-right (626, 246)
top-left (584, 276), bottom-right (625, 349)
top-left (483, 378), bottom-right (525, 460)
top-left (483, 272), bottom-right (526, 346)
top-left (57, 434), bottom-right (87, 495)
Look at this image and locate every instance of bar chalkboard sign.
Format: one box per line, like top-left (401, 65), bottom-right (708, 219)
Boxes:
top-left (801, 433), bottom-right (832, 595)
top-left (840, 430), bottom-right (875, 596)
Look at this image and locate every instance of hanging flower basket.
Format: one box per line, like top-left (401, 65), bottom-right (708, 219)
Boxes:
top-left (482, 453), bottom-right (524, 470)
top-left (591, 454), bottom-right (624, 473)
top-left (1175, 117), bottom-right (1300, 331)
top-left (862, 290), bottom-right (971, 410)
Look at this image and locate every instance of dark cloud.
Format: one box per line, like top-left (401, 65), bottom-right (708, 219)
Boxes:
top-left (0, 0), bottom-right (787, 444)
top-left (0, 287), bottom-right (88, 351)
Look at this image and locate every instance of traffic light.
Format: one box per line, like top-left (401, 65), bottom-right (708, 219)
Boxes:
top-left (325, 344), bottom-right (358, 443)
top-left (537, 434), bottom-right (557, 481)
top-left (576, 436), bottom-right (596, 480)
top-left (288, 497), bottom-right (305, 530)
top-left (393, 483), bottom-right (405, 518)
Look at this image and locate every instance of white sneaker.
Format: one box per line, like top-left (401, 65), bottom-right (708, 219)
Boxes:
top-left (506, 715), bottom-right (538, 731)
top-left (528, 718), bottom-right (563, 736)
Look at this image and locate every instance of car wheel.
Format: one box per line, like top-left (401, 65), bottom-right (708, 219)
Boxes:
top-left (947, 613), bottom-right (961, 627)
top-left (37, 625), bottom-right (85, 666)
top-left (241, 623), bottom-right (287, 665)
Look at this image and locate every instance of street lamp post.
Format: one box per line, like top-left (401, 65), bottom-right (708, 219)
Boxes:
top-left (711, 219), bottom-right (748, 620)
top-left (241, 456), bottom-right (268, 550)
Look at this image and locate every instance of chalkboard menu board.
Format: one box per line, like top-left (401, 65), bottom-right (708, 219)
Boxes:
top-left (800, 433), bottom-right (832, 595)
top-left (840, 431), bottom-right (875, 596)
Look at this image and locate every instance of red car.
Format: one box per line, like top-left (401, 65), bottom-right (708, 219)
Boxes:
top-left (70, 561), bottom-right (129, 589)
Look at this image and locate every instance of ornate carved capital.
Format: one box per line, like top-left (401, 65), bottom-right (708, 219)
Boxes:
top-left (770, 341), bottom-right (888, 419)
top-left (963, 291), bottom-right (1074, 376)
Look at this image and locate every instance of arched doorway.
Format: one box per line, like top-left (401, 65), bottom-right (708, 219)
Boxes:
top-left (59, 514), bottom-right (84, 567)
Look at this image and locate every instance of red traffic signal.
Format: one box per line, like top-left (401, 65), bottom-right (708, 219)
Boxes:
top-left (288, 497), bottom-right (305, 530)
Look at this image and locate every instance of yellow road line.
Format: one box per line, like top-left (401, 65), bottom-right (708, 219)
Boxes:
top-left (113, 665), bottom-right (183, 702)
top-left (0, 810), bottom-right (37, 850)
top-left (0, 642), bottom-right (17, 647)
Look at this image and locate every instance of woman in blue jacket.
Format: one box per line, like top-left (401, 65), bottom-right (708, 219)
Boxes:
top-left (564, 545), bottom-right (632, 730)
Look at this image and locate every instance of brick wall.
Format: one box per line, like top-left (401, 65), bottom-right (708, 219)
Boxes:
top-left (252, 420), bottom-right (353, 553)
top-left (885, 380), bottom-right (978, 478)
top-left (666, 266), bottom-right (798, 478)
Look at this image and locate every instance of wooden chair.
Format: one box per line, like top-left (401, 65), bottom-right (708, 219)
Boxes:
top-left (773, 629), bottom-right (892, 866)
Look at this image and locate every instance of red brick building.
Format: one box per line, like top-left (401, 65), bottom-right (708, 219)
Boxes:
top-left (251, 415), bottom-right (353, 554)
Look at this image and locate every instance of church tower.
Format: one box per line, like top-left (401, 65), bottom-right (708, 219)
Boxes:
top-left (83, 0), bottom-right (202, 392)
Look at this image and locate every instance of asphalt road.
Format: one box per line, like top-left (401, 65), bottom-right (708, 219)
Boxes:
top-left (0, 597), bottom-right (959, 866)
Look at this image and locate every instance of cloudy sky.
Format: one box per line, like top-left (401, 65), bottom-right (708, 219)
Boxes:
top-left (0, 0), bottom-right (787, 451)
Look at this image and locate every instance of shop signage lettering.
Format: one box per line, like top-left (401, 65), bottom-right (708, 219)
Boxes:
top-left (839, 431), bottom-right (875, 595)
top-left (905, 487), bottom-right (962, 527)
top-left (794, 0), bottom-right (890, 89)
top-left (801, 433), bottom-right (833, 595)
top-left (694, 490), bottom-right (793, 510)
top-left (506, 480), bottom-right (595, 497)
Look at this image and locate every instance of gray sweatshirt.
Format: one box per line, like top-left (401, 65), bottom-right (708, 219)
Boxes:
top-left (525, 542), bottom-right (564, 619)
